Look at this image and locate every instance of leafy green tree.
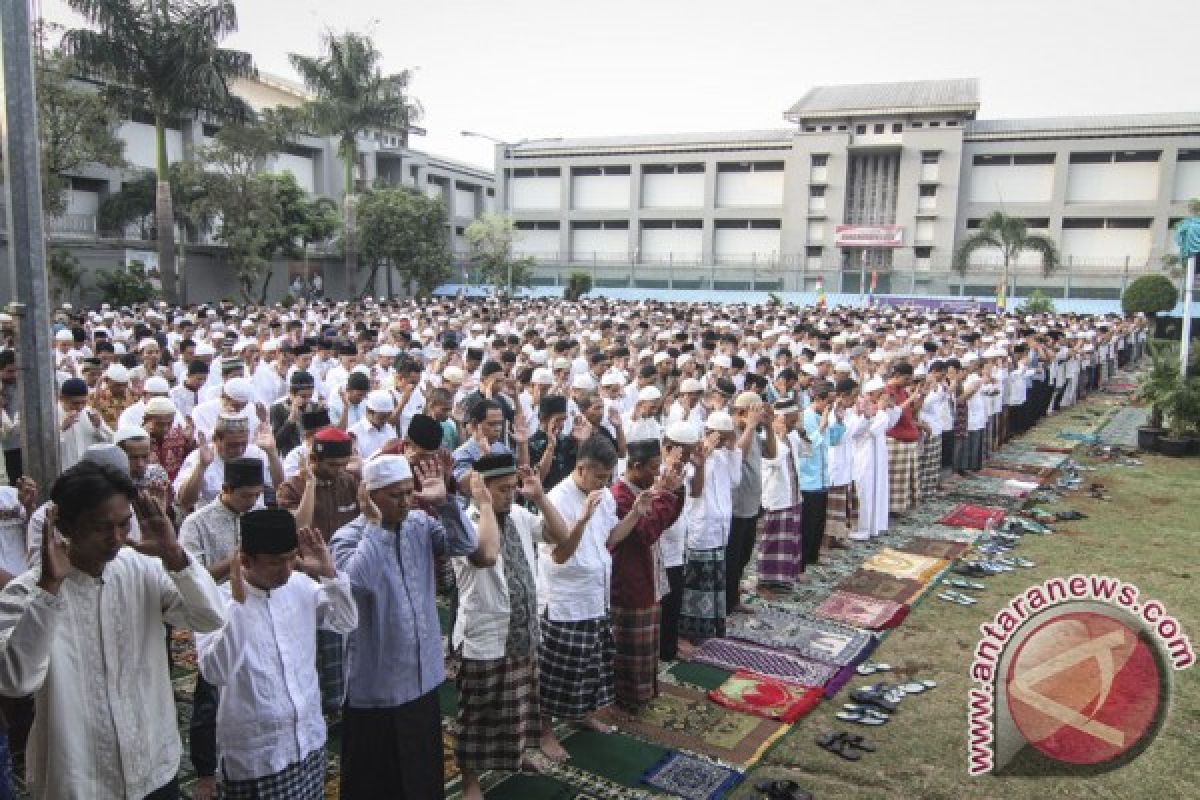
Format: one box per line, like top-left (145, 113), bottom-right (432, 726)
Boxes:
top-left (95, 260), bottom-right (156, 306)
top-left (47, 248), bottom-right (84, 305)
top-left (464, 212), bottom-right (536, 292)
top-left (1018, 289), bottom-right (1055, 314)
top-left (36, 38), bottom-right (125, 216)
top-left (1122, 274), bottom-right (1179, 317)
top-left (565, 271), bottom-right (592, 301)
top-left (64, 0), bottom-right (256, 304)
top-left (953, 211), bottom-right (1060, 306)
top-left (289, 32), bottom-right (422, 295)
top-left (358, 187), bottom-right (451, 298)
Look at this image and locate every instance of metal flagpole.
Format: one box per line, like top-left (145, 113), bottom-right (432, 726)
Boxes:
top-left (1, 1), bottom-right (62, 495)
top-left (1181, 254), bottom-right (1196, 378)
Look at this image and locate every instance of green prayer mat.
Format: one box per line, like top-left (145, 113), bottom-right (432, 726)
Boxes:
top-left (667, 660), bottom-right (733, 691)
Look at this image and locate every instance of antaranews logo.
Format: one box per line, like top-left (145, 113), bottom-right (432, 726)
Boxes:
top-left (967, 574), bottom-right (1194, 776)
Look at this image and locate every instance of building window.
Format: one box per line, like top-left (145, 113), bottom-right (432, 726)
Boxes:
top-left (874, 124), bottom-right (885, 134)
top-left (892, 123), bottom-right (903, 133)
top-left (1180, 150), bottom-right (1200, 162)
top-left (836, 124), bottom-right (848, 132)
top-left (572, 165), bottom-right (630, 176)
top-left (811, 154), bottom-right (829, 167)
top-left (804, 126), bottom-right (817, 132)
top-left (918, 185), bottom-right (937, 197)
top-left (1024, 218), bottom-right (1050, 229)
top-left (820, 125), bottom-right (831, 132)
top-left (717, 161), bottom-right (783, 172)
top-left (929, 121), bottom-right (941, 127)
top-left (910, 121), bottom-right (923, 128)
top-left (965, 218), bottom-right (982, 229)
top-left (945, 120), bottom-right (959, 127)
top-left (809, 185), bottom-right (826, 197)
top-left (972, 154), bottom-right (1013, 166)
top-left (571, 220), bottom-right (628, 230)
top-left (1114, 151), bottom-right (1161, 163)
top-left (921, 151), bottom-right (940, 164)
top-left (914, 246), bottom-right (933, 258)
top-left (515, 221), bottom-right (560, 231)
top-left (1069, 152), bottom-right (1113, 164)
top-left (512, 167), bottom-right (560, 177)
top-left (1061, 218), bottom-right (1104, 229)
top-left (855, 124), bottom-right (867, 135)
top-left (486, 188), bottom-right (495, 196)
top-left (806, 246), bottom-right (823, 257)
top-left (1013, 153), bottom-right (1055, 165)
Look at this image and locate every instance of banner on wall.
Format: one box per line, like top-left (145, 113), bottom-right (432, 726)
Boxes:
top-left (834, 224), bottom-right (904, 248)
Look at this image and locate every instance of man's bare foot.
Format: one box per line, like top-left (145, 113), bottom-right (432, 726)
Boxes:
top-left (461, 771), bottom-right (484, 800)
top-left (193, 776), bottom-right (216, 800)
top-left (539, 728), bottom-right (570, 763)
top-left (574, 714), bottom-right (616, 733)
top-left (676, 639), bottom-right (697, 660)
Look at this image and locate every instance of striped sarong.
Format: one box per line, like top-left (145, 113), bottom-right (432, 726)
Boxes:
top-left (221, 748), bottom-right (325, 800)
top-left (611, 605), bottom-right (661, 710)
top-left (756, 505), bottom-right (803, 586)
top-left (679, 547), bottom-right (726, 643)
top-left (824, 483), bottom-right (857, 541)
top-left (919, 434), bottom-right (941, 499)
top-left (539, 616), bottom-right (616, 720)
top-left (455, 654), bottom-right (542, 772)
top-left (886, 438), bottom-right (920, 514)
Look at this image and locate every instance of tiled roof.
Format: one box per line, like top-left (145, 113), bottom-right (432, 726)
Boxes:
top-left (508, 129), bottom-right (794, 153)
top-left (966, 112), bottom-right (1200, 137)
top-left (785, 79), bottom-right (980, 119)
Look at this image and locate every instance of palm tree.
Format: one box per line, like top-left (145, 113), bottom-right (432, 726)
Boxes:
top-left (64, 0), bottom-right (256, 305)
top-left (289, 32), bottom-right (422, 295)
top-left (953, 211), bottom-right (1060, 308)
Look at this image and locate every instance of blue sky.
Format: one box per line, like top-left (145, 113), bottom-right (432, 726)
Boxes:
top-left (40, 0), bottom-right (1199, 169)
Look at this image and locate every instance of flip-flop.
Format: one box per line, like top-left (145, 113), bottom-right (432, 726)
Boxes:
top-left (900, 682), bottom-right (931, 694)
top-left (754, 779), bottom-right (812, 800)
top-left (841, 703), bottom-right (893, 718)
top-left (938, 591), bottom-right (977, 606)
top-left (816, 731), bottom-right (862, 761)
top-left (850, 687), bottom-right (899, 714)
top-left (842, 733), bottom-right (877, 753)
top-left (837, 709), bottom-right (888, 725)
top-left (855, 661), bottom-right (892, 675)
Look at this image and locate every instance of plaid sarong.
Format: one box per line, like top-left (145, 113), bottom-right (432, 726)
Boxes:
top-left (757, 505), bottom-right (803, 586)
top-left (886, 438), bottom-right (920, 514)
top-left (221, 748), bottom-right (324, 800)
top-left (316, 629), bottom-right (344, 715)
top-left (539, 616), bottom-right (616, 720)
top-left (919, 434), bottom-right (941, 499)
top-left (824, 483), bottom-right (857, 541)
top-left (454, 654), bottom-right (542, 772)
top-left (611, 605), bottom-right (661, 709)
top-left (678, 547), bottom-right (727, 643)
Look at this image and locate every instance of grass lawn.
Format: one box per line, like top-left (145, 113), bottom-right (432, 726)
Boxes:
top-left (730, 413), bottom-right (1200, 799)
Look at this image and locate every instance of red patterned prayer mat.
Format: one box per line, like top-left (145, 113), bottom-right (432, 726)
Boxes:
top-left (813, 590), bottom-right (909, 631)
top-left (937, 503), bottom-right (1006, 530)
top-left (708, 670), bottom-right (823, 724)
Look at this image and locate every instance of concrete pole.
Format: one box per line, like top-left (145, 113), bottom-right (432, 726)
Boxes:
top-left (1181, 254), bottom-right (1196, 378)
top-left (1, 1), bottom-right (61, 495)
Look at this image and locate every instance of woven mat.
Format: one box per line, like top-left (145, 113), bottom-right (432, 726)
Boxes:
top-left (812, 590), bottom-right (909, 631)
top-left (897, 536), bottom-right (972, 561)
top-left (936, 503), bottom-right (1007, 531)
top-left (708, 670), bottom-right (823, 724)
top-left (641, 751), bottom-right (743, 800)
top-left (834, 568), bottom-right (928, 605)
top-left (689, 638), bottom-right (839, 687)
top-left (726, 609), bottom-right (876, 667)
top-left (598, 683), bottom-right (788, 768)
top-left (861, 548), bottom-right (950, 583)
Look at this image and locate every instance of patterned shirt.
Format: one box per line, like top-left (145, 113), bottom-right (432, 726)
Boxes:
top-left (149, 425), bottom-right (195, 483)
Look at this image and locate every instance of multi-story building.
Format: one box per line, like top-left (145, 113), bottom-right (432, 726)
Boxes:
top-left (497, 78), bottom-right (1200, 300)
top-left (0, 71), bottom-right (495, 303)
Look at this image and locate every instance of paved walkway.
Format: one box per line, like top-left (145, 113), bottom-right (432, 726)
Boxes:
top-left (1098, 405), bottom-right (1150, 449)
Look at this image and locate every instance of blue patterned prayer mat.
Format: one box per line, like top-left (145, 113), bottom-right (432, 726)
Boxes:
top-left (641, 751), bottom-right (742, 800)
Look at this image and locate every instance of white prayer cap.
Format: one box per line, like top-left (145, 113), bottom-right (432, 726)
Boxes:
top-left (223, 377), bottom-right (254, 404)
top-left (145, 397), bottom-right (177, 417)
top-left (677, 353), bottom-right (694, 367)
top-left (801, 363), bottom-right (818, 376)
top-left (114, 426), bottom-right (150, 445)
top-left (868, 352), bottom-right (885, 363)
top-left (366, 390), bottom-right (396, 413)
top-left (705, 410), bottom-right (734, 432)
top-left (713, 355), bottom-right (732, 369)
top-left (54, 329), bottom-right (73, 343)
top-left (144, 376), bottom-right (170, 394)
top-left (665, 420), bottom-right (700, 445)
top-left (363, 455), bottom-right (413, 490)
top-left (531, 368), bottom-right (554, 385)
top-left (833, 361), bottom-right (853, 373)
top-left (652, 352), bottom-right (670, 365)
top-left (553, 357), bottom-right (571, 370)
top-left (964, 374), bottom-right (983, 389)
top-left (600, 372), bottom-right (625, 387)
top-left (138, 337), bottom-right (159, 351)
top-left (963, 353), bottom-right (980, 365)
top-left (530, 350), bottom-right (548, 365)
top-left (572, 374), bottom-right (597, 391)
top-left (911, 345), bottom-right (925, 356)
top-left (655, 331), bottom-right (671, 341)
top-left (637, 349), bottom-right (654, 361)
top-left (815, 354), bottom-right (834, 365)
top-left (105, 364), bottom-right (130, 383)
top-left (113, 342), bottom-right (127, 355)
top-left (82, 443), bottom-right (129, 474)
top-left (863, 377), bottom-right (886, 393)
top-left (442, 366), bottom-right (466, 384)
top-left (378, 344), bottom-right (400, 358)
top-left (196, 343), bottom-right (216, 357)
top-left (915, 364), bottom-right (928, 378)
top-left (680, 378), bottom-right (704, 393)
top-left (637, 386), bottom-right (662, 402)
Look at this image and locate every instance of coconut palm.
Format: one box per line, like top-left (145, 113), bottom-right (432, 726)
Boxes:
top-left (289, 32), bottom-right (422, 295)
top-left (953, 211), bottom-right (1060, 307)
top-left (64, 0), bottom-right (256, 305)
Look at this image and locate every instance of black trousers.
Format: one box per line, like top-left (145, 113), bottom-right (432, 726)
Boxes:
top-left (144, 778), bottom-right (180, 799)
top-left (190, 674), bottom-right (219, 777)
top-left (725, 514), bottom-right (759, 608)
top-left (799, 490), bottom-right (828, 567)
top-left (941, 430), bottom-right (955, 468)
top-left (2, 450), bottom-right (18, 484)
top-left (659, 564), bottom-right (685, 661)
top-left (342, 690), bottom-right (444, 800)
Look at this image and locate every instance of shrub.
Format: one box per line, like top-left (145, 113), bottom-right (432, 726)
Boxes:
top-left (1122, 274), bottom-right (1178, 316)
top-left (565, 271), bottom-right (592, 301)
top-left (1018, 289), bottom-right (1055, 314)
top-left (94, 261), bottom-right (156, 307)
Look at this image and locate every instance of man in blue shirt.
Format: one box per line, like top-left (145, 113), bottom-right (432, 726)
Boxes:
top-left (796, 382), bottom-right (845, 567)
top-left (331, 455), bottom-right (483, 799)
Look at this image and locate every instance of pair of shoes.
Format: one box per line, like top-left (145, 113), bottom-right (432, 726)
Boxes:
top-left (855, 661), bottom-right (892, 676)
top-left (938, 590), bottom-right (978, 606)
top-left (754, 778), bottom-right (813, 800)
top-left (815, 731), bottom-right (876, 761)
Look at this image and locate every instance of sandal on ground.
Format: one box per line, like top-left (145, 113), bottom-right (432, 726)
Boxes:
top-left (850, 687), bottom-right (899, 714)
top-left (900, 680), bottom-right (937, 694)
top-left (754, 779), bottom-right (813, 800)
top-left (837, 708), bottom-right (888, 725)
top-left (945, 578), bottom-right (986, 591)
top-left (816, 731), bottom-right (862, 761)
top-left (855, 661), bottom-right (893, 676)
top-left (841, 733), bottom-right (877, 752)
top-left (938, 591), bottom-right (978, 606)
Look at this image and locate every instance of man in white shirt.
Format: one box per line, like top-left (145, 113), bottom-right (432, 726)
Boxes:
top-left (453, 454), bottom-right (573, 799)
top-left (349, 390), bottom-right (399, 459)
top-left (196, 510), bottom-right (357, 799)
top-left (0, 460), bottom-right (224, 800)
top-left (541, 434), bottom-right (641, 732)
top-left (756, 400), bottom-right (804, 592)
top-left (57, 378), bottom-right (114, 471)
top-left (170, 360), bottom-right (210, 419)
top-left (174, 415), bottom-right (282, 513)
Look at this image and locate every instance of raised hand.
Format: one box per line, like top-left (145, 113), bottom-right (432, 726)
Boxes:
top-left (357, 481), bottom-right (383, 524)
top-left (606, 404), bottom-right (623, 429)
top-left (131, 490), bottom-right (188, 571)
top-left (571, 414), bottom-right (593, 443)
top-left (632, 489), bottom-right (655, 516)
top-left (583, 489), bottom-right (605, 520)
top-left (196, 431), bottom-right (216, 466)
top-left (511, 410), bottom-right (529, 445)
top-left (37, 503), bottom-right (72, 593)
top-left (255, 403), bottom-right (268, 425)
top-left (413, 459), bottom-right (448, 507)
top-left (294, 526), bottom-right (335, 580)
top-left (16, 476), bottom-right (37, 516)
top-left (254, 423), bottom-right (277, 454)
top-left (516, 465), bottom-right (544, 501)
top-left (468, 471), bottom-right (492, 508)
top-left (86, 408), bottom-right (104, 429)
top-left (60, 410), bottom-right (81, 432)
top-left (703, 430), bottom-right (722, 453)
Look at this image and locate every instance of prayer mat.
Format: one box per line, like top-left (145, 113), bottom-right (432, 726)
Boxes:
top-left (666, 660), bottom-right (734, 692)
top-left (861, 548), bottom-right (950, 584)
top-left (597, 683), bottom-right (788, 767)
top-left (726, 609), bottom-right (876, 666)
top-left (641, 751), bottom-right (742, 800)
top-left (835, 568), bottom-right (927, 606)
top-left (812, 590), bottom-right (909, 631)
top-left (689, 638), bottom-right (839, 687)
top-left (979, 467), bottom-right (1048, 484)
top-left (898, 537), bottom-right (972, 561)
top-left (708, 670), bottom-right (823, 723)
top-left (937, 503), bottom-right (1007, 531)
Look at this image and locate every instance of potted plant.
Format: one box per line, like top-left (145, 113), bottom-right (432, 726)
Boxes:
top-left (1135, 341), bottom-right (1176, 451)
top-left (1156, 371), bottom-right (1200, 457)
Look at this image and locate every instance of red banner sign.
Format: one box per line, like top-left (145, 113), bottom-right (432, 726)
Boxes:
top-left (834, 224), bottom-right (904, 248)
